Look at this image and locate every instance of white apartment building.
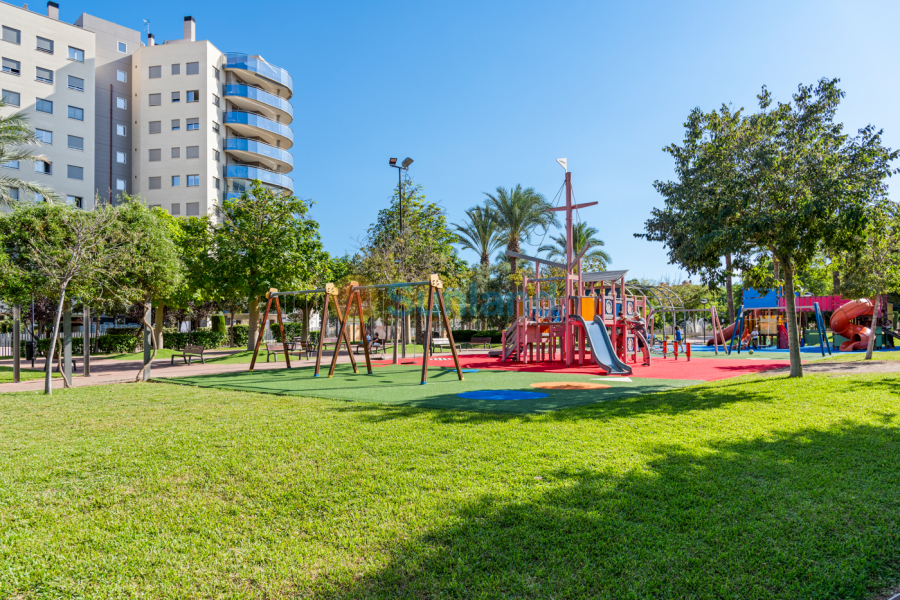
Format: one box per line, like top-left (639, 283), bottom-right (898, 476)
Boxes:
top-left (0, 2), bottom-right (294, 215)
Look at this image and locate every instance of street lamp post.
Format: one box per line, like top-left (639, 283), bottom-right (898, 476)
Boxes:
top-left (389, 157), bottom-right (413, 359)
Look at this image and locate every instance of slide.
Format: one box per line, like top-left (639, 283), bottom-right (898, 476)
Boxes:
top-left (707, 322), bottom-right (735, 346)
top-left (830, 299), bottom-right (874, 351)
top-left (573, 315), bottom-right (632, 375)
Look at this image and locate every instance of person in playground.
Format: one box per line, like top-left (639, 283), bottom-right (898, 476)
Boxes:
top-left (750, 327), bottom-right (759, 350)
top-left (674, 325), bottom-right (682, 354)
top-left (629, 310), bottom-right (651, 366)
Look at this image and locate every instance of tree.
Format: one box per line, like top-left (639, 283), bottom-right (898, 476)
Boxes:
top-left (452, 203), bottom-right (504, 266)
top-left (639, 79), bottom-right (898, 377)
top-left (836, 200), bottom-right (900, 359)
top-left (0, 101), bottom-right (59, 204)
top-left (214, 181), bottom-right (328, 350)
top-left (538, 221), bottom-right (611, 272)
top-left (485, 184), bottom-right (557, 273)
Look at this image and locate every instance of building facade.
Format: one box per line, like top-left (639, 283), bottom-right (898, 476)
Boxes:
top-left (0, 1), bottom-right (294, 216)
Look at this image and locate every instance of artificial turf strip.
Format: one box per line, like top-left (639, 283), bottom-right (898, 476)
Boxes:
top-left (2, 374), bottom-right (900, 598)
top-left (163, 364), bottom-right (704, 413)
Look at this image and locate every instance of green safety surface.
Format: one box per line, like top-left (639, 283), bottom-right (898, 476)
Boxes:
top-left (162, 364), bottom-right (704, 414)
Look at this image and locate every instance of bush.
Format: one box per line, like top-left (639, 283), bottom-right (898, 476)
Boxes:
top-left (210, 315), bottom-right (227, 336)
top-left (162, 329), bottom-right (225, 350)
top-left (272, 323), bottom-right (306, 342)
top-left (36, 337), bottom-right (85, 355)
top-left (105, 327), bottom-right (142, 337)
top-left (97, 334), bottom-right (139, 354)
top-left (230, 325), bottom-right (248, 348)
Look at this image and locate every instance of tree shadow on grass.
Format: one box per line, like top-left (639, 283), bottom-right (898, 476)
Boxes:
top-left (321, 421), bottom-right (900, 600)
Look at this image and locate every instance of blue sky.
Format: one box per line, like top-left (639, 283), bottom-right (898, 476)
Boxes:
top-left (69, 0), bottom-right (900, 280)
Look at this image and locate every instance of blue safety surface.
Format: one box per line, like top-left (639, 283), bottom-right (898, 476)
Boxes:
top-left (443, 367), bottom-right (480, 373)
top-left (457, 390), bottom-right (549, 401)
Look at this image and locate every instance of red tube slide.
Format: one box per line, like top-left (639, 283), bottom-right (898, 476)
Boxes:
top-left (706, 322), bottom-right (751, 346)
top-left (830, 299), bottom-right (874, 351)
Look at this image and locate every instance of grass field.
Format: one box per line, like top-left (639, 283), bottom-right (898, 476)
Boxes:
top-left (0, 365), bottom-right (56, 383)
top-left (2, 372), bottom-right (900, 599)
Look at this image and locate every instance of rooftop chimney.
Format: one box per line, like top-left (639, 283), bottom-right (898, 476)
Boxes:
top-left (46, 1), bottom-right (58, 19)
top-left (147, 33), bottom-right (155, 46)
top-left (184, 16), bottom-right (195, 41)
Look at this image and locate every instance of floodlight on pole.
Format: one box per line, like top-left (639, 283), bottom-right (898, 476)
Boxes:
top-left (402, 157), bottom-right (414, 169)
top-left (389, 157), bottom-right (397, 166)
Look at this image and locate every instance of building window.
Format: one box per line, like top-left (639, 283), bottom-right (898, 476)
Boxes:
top-left (34, 160), bottom-right (51, 175)
top-left (186, 118), bottom-right (199, 131)
top-left (171, 203), bottom-right (181, 215)
top-left (171, 91), bottom-right (180, 103)
top-left (149, 93), bottom-right (161, 106)
top-left (148, 121), bottom-right (161, 134)
top-left (67, 195), bottom-right (83, 208)
top-left (211, 121), bottom-right (220, 134)
top-left (212, 94), bottom-right (219, 107)
top-left (186, 90), bottom-right (199, 103)
top-left (117, 42), bottom-right (127, 53)
top-left (116, 151), bottom-right (126, 164)
top-left (8, 187), bottom-right (18, 199)
top-left (35, 129), bottom-right (52, 144)
top-left (212, 66), bottom-right (219, 80)
top-left (67, 165), bottom-right (83, 180)
top-left (36, 98), bottom-right (52, 113)
top-left (213, 176), bottom-right (220, 189)
top-left (67, 75), bottom-right (84, 91)
top-left (148, 176), bottom-right (161, 190)
top-left (116, 96), bottom-right (127, 109)
top-left (67, 135), bottom-right (83, 150)
top-left (149, 149), bottom-right (161, 162)
top-left (2, 160), bottom-right (19, 169)
top-left (2, 27), bottom-right (21, 45)
top-left (35, 67), bottom-right (53, 84)
top-left (116, 124), bottom-right (126, 136)
top-left (187, 175), bottom-right (199, 187)
top-left (67, 106), bottom-right (84, 121)
top-left (186, 146), bottom-right (199, 159)
top-left (36, 37), bottom-right (54, 54)
top-left (116, 179), bottom-right (126, 191)
top-left (68, 46), bottom-right (84, 62)
top-left (148, 65), bottom-right (161, 79)
top-left (171, 119), bottom-right (180, 131)
top-left (116, 70), bottom-right (126, 82)
top-left (186, 62), bottom-right (199, 75)
top-left (1, 89), bottom-right (19, 106)
top-left (171, 147), bottom-right (180, 159)
top-left (2, 58), bottom-right (20, 75)
top-left (186, 202), bottom-right (200, 216)
top-left (213, 149), bottom-right (220, 161)
top-left (171, 175), bottom-right (180, 186)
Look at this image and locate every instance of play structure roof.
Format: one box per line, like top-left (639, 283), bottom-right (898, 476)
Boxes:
top-left (582, 270), bottom-right (629, 283)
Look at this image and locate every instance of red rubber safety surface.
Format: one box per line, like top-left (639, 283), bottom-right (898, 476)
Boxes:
top-left (385, 354), bottom-right (792, 382)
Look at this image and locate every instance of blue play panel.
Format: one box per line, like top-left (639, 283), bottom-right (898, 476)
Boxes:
top-left (457, 390), bottom-right (549, 401)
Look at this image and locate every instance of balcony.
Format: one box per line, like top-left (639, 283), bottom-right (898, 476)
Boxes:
top-left (224, 53), bottom-right (292, 98)
top-left (223, 111), bottom-right (293, 149)
top-left (225, 164), bottom-right (294, 192)
top-left (224, 83), bottom-right (292, 124)
top-left (224, 138), bottom-right (293, 173)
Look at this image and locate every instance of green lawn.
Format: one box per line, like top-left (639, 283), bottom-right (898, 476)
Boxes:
top-left (2, 373), bottom-right (900, 598)
top-left (0, 365), bottom-right (56, 383)
top-left (810, 349), bottom-right (900, 363)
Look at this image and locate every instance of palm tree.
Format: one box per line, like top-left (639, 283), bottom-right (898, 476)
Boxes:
top-left (485, 184), bottom-right (557, 273)
top-left (538, 222), bottom-right (611, 271)
top-left (452, 203), bottom-right (504, 266)
top-left (0, 101), bottom-right (59, 204)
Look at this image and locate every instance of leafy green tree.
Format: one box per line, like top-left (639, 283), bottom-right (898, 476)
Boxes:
top-left (538, 221), bottom-right (611, 272)
top-left (485, 184), bottom-right (557, 273)
top-left (214, 181), bottom-right (328, 350)
top-left (640, 79), bottom-right (898, 377)
top-left (0, 101), bottom-right (59, 204)
top-left (452, 203), bottom-right (504, 266)
top-left (836, 200), bottom-right (900, 359)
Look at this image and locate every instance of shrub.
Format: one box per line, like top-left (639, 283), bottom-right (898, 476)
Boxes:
top-left (230, 325), bottom-right (248, 348)
top-left (210, 315), bottom-right (227, 336)
top-left (97, 334), bottom-right (139, 354)
top-left (105, 327), bottom-right (142, 337)
top-left (272, 323), bottom-right (306, 342)
top-left (37, 337), bottom-right (85, 355)
top-left (162, 329), bottom-right (225, 350)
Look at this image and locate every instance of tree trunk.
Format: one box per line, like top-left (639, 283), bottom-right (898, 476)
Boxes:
top-left (865, 293), bottom-right (880, 360)
top-left (832, 271), bottom-right (841, 295)
top-left (725, 253), bottom-right (735, 323)
top-left (247, 296), bottom-right (260, 351)
top-left (44, 287), bottom-right (68, 395)
top-left (508, 240), bottom-right (519, 274)
top-left (154, 303), bottom-right (165, 349)
top-left (136, 299), bottom-right (157, 382)
top-left (230, 307), bottom-right (237, 347)
top-left (781, 257), bottom-right (802, 378)
top-left (481, 252), bottom-right (489, 266)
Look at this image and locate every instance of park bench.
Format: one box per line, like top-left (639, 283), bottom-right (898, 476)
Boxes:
top-left (319, 337), bottom-right (339, 352)
top-left (430, 337), bottom-right (457, 353)
top-left (354, 338), bottom-right (385, 356)
top-left (264, 342), bottom-right (285, 363)
top-left (464, 336), bottom-right (493, 349)
top-left (289, 337), bottom-right (314, 360)
top-left (171, 344), bottom-right (207, 365)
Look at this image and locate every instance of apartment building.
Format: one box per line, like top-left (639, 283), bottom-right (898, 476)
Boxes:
top-left (0, 2), bottom-right (294, 216)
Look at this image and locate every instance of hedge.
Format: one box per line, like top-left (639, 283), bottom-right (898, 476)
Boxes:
top-left (211, 315), bottom-right (227, 336)
top-left (35, 334), bottom-right (139, 356)
top-left (451, 329), bottom-right (503, 344)
top-left (162, 330), bottom-right (225, 350)
top-left (230, 325), bottom-right (248, 348)
top-left (105, 327), bottom-right (142, 337)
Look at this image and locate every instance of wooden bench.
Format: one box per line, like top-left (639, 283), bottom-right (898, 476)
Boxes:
top-left (319, 337), bottom-right (339, 352)
top-left (354, 338), bottom-right (385, 355)
top-left (430, 337), bottom-right (456, 353)
top-left (264, 342), bottom-right (285, 362)
top-left (464, 336), bottom-right (492, 349)
top-left (171, 344), bottom-right (206, 365)
top-left (289, 337), bottom-right (314, 360)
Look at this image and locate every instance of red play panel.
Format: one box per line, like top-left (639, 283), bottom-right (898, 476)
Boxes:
top-left (389, 354), bottom-right (790, 382)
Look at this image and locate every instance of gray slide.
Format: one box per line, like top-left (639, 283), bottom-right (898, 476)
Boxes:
top-left (573, 315), bottom-right (633, 376)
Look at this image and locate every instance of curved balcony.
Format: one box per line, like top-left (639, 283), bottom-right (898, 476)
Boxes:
top-left (224, 138), bottom-right (293, 173)
top-left (223, 111), bottom-right (293, 149)
top-left (224, 53), bottom-right (292, 98)
top-left (224, 83), bottom-right (292, 124)
top-left (226, 165), bottom-right (294, 192)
